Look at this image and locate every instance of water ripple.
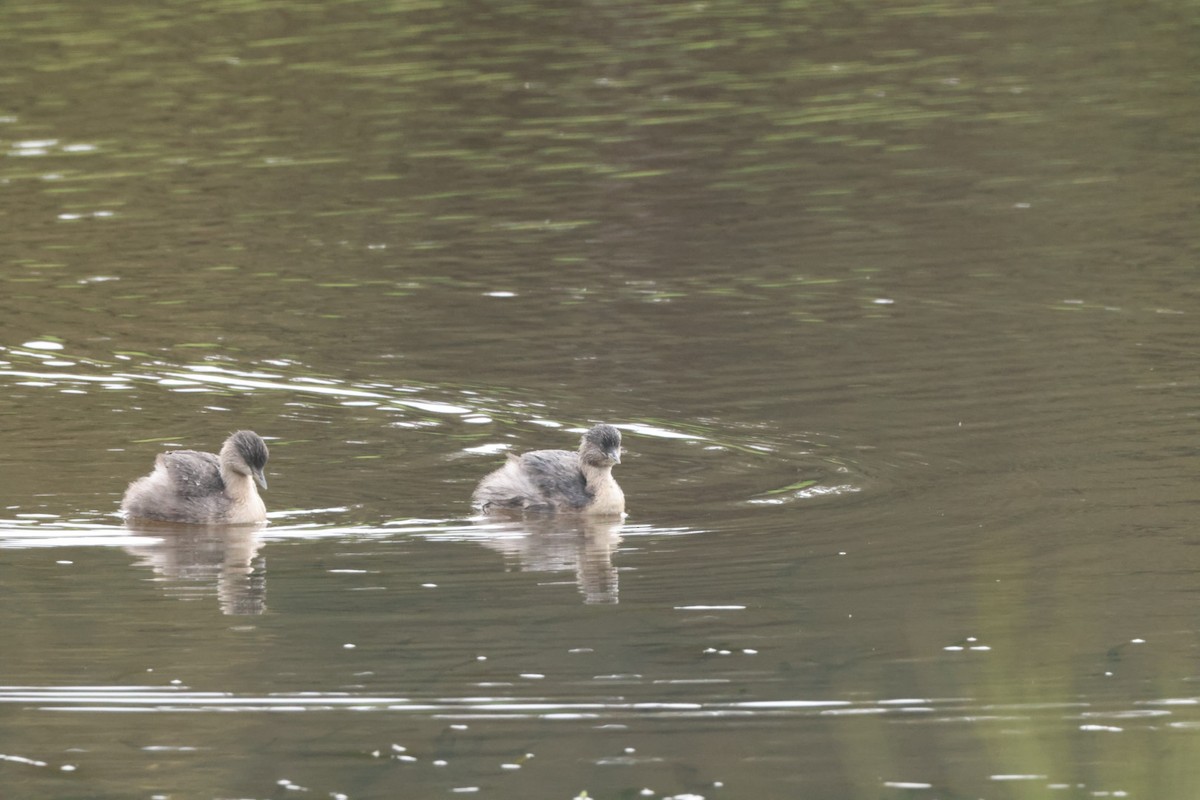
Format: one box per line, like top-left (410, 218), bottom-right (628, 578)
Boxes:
top-left (1, 343), bottom-right (882, 513)
top-left (0, 687), bottom-right (1186, 730)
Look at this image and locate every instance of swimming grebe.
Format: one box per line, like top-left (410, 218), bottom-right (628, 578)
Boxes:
top-left (472, 424), bottom-right (625, 516)
top-left (120, 430), bottom-right (270, 525)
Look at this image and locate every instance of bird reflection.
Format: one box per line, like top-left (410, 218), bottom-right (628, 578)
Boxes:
top-left (471, 515), bottom-right (623, 604)
top-left (123, 522), bottom-right (267, 615)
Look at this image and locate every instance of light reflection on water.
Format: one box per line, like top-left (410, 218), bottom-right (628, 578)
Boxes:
top-left (4, 684), bottom-right (1195, 744)
top-left (0, 688), bottom-right (1067, 718)
top-left (1, 514), bottom-right (702, 614)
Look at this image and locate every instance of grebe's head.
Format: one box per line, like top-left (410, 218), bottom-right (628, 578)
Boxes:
top-left (222, 430), bottom-right (270, 490)
top-left (579, 424), bottom-right (621, 468)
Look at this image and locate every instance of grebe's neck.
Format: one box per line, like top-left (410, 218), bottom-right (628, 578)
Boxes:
top-left (222, 468), bottom-right (267, 523)
top-left (582, 463), bottom-right (625, 516)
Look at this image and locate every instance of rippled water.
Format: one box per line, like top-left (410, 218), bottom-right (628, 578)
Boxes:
top-left (3, 0), bottom-right (1200, 798)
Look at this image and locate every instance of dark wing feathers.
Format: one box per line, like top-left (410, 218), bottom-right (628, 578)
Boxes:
top-left (157, 450), bottom-right (225, 498)
top-left (518, 450), bottom-right (591, 509)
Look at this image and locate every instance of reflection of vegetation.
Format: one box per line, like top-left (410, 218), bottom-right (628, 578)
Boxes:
top-left (823, 556), bottom-right (1200, 799)
top-left (757, 478), bottom-right (819, 495)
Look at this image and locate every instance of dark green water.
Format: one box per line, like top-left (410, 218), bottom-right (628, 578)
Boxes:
top-left (3, 1), bottom-right (1200, 798)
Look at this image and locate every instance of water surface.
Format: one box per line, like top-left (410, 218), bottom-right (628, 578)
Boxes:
top-left (3, 0), bottom-right (1200, 798)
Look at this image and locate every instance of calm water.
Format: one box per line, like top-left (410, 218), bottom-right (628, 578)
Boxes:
top-left (3, 0), bottom-right (1200, 798)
